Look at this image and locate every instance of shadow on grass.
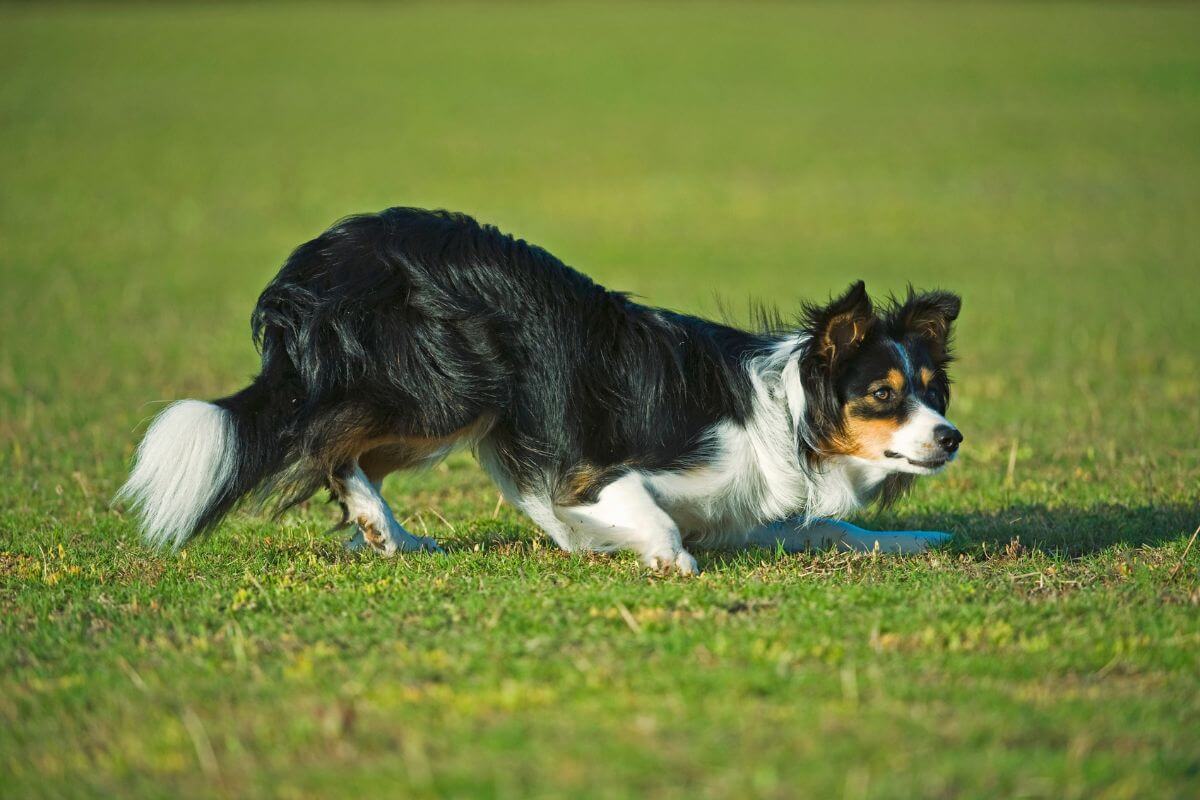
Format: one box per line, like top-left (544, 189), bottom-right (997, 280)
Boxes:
top-left (440, 503), bottom-right (1199, 561)
top-left (873, 502), bottom-right (1199, 558)
top-left (234, 501), bottom-right (1197, 566)
top-left (688, 503), bottom-right (1198, 573)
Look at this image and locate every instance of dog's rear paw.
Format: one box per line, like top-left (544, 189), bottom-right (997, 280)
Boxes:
top-left (408, 535), bottom-right (444, 554)
top-left (645, 549), bottom-right (699, 576)
top-left (345, 529), bottom-right (443, 556)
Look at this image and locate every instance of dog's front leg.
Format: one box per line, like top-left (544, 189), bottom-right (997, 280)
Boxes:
top-left (554, 473), bottom-right (699, 575)
top-left (743, 518), bottom-right (951, 554)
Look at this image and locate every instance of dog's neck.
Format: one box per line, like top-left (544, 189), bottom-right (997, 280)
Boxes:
top-left (749, 335), bottom-right (891, 520)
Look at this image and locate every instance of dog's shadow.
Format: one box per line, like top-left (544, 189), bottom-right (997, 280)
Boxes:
top-left (411, 502), bottom-right (1196, 566)
top-left (845, 502), bottom-right (1197, 558)
top-left (685, 502), bottom-right (1196, 572)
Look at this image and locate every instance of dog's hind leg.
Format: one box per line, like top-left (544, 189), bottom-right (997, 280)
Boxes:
top-left (555, 472), bottom-right (698, 575)
top-left (741, 518), bottom-right (951, 554)
top-left (358, 444), bottom-right (412, 490)
top-left (334, 462), bottom-right (441, 556)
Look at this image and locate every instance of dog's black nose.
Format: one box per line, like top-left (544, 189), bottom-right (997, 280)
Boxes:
top-left (935, 425), bottom-right (963, 454)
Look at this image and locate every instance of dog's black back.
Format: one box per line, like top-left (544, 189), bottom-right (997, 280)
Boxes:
top-left (242, 207), bottom-right (762, 509)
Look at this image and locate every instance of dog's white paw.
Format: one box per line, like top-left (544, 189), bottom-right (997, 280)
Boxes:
top-left (644, 549), bottom-right (699, 576)
top-left (345, 522), bottom-right (442, 556)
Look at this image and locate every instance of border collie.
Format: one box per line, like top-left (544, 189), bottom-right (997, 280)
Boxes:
top-left (118, 207), bottom-right (963, 574)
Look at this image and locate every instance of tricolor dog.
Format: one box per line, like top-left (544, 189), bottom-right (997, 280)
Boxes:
top-left (119, 207), bottom-right (963, 573)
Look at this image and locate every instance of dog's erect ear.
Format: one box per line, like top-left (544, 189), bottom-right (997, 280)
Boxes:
top-left (804, 280), bottom-right (876, 367)
top-left (892, 288), bottom-right (961, 362)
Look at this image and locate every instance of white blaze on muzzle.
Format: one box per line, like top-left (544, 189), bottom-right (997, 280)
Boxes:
top-left (885, 401), bottom-right (958, 470)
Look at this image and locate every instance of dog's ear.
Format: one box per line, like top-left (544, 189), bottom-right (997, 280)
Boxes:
top-left (892, 288), bottom-right (961, 363)
top-left (803, 280), bottom-right (876, 367)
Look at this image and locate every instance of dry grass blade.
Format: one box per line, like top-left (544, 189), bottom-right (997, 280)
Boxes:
top-left (615, 602), bottom-right (642, 635)
top-left (1166, 523), bottom-right (1200, 583)
top-left (180, 707), bottom-right (220, 779)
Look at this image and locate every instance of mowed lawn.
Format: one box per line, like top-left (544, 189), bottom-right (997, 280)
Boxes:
top-left (2, 2), bottom-right (1199, 797)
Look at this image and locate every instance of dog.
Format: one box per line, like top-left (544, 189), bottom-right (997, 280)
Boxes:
top-left (118, 207), bottom-right (963, 574)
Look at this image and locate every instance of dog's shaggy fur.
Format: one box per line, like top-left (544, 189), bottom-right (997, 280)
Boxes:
top-left (118, 207), bottom-right (963, 572)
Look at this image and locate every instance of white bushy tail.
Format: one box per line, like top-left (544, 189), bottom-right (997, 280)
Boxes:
top-left (116, 400), bottom-right (238, 549)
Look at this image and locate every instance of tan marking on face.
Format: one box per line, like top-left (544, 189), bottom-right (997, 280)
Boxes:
top-left (821, 399), bottom-right (905, 459)
top-left (885, 368), bottom-right (905, 393)
top-left (919, 366), bottom-right (934, 389)
top-left (841, 415), bottom-right (904, 459)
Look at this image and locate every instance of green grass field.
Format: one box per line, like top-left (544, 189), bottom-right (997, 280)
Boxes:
top-left (3, 2), bottom-right (1199, 797)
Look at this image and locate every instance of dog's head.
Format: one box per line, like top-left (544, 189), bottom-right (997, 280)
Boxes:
top-left (798, 281), bottom-right (962, 478)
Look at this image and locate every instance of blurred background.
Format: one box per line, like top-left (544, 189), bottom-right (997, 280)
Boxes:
top-left (2, 2), bottom-right (1198, 519)
top-left (3, 3), bottom-right (1200, 796)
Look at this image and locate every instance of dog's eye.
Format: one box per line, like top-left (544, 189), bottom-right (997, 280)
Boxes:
top-left (872, 387), bottom-right (894, 402)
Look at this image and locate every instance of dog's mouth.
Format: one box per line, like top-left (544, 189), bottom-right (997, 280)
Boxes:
top-left (884, 451), bottom-right (949, 470)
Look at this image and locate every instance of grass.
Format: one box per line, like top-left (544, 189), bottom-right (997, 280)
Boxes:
top-left (2, 2), bottom-right (1199, 797)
